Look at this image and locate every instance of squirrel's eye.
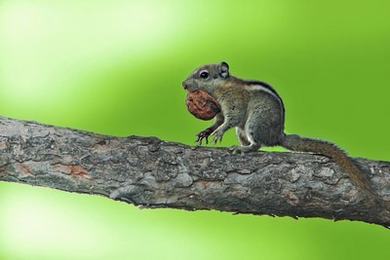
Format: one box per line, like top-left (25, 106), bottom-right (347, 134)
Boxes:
top-left (199, 70), bottom-right (209, 79)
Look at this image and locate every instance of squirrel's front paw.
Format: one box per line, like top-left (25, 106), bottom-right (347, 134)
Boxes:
top-left (211, 128), bottom-right (225, 144)
top-left (195, 128), bottom-right (213, 145)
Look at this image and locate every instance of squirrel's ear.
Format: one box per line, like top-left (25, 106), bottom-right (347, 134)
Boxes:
top-left (219, 61), bottom-right (229, 78)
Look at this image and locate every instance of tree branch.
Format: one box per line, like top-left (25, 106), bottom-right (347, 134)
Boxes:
top-left (0, 116), bottom-right (389, 227)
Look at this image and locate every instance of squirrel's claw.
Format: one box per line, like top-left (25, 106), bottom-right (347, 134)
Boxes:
top-left (196, 128), bottom-right (213, 145)
top-left (195, 135), bottom-right (208, 146)
top-left (211, 129), bottom-right (224, 144)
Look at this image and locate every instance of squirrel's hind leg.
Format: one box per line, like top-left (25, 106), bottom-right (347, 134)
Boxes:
top-left (236, 127), bottom-right (250, 146)
top-left (232, 143), bottom-right (261, 154)
top-left (232, 128), bottom-right (261, 154)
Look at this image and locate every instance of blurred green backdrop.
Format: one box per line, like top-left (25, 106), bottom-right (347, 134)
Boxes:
top-left (1, 0), bottom-right (389, 259)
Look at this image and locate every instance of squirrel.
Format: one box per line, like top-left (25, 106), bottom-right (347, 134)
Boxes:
top-left (182, 61), bottom-right (377, 199)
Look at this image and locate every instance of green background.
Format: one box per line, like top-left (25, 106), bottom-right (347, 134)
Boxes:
top-left (1, 0), bottom-right (389, 259)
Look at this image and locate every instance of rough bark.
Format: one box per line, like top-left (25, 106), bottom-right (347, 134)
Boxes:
top-left (0, 116), bottom-right (389, 227)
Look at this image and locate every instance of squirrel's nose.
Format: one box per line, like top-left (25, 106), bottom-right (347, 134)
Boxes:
top-left (182, 81), bottom-right (188, 90)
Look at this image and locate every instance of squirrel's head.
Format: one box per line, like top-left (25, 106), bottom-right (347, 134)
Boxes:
top-left (182, 62), bottom-right (230, 94)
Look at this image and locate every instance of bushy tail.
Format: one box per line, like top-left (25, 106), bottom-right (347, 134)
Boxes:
top-left (281, 134), bottom-right (374, 195)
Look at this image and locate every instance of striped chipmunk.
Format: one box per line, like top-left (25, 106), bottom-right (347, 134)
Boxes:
top-left (182, 61), bottom-right (377, 201)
